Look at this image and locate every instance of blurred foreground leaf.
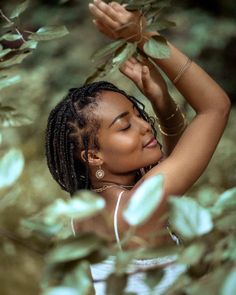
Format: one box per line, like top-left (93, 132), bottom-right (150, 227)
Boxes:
top-left (123, 174), bottom-right (164, 226)
top-left (10, 0), bottom-right (30, 19)
top-left (0, 149), bottom-right (24, 189)
top-left (29, 26), bottom-right (69, 41)
top-left (169, 196), bottom-right (213, 240)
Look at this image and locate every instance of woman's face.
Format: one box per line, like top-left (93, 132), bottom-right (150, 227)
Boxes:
top-left (94, 90), bottom-right (163, 174)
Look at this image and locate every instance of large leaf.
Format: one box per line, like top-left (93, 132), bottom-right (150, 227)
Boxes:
top-left (29, 26), bottom-right (69, 41)
top-left (0, 149), bottom-right (24, 189)
top-left (43, 190), bottom-right (105, 225)
top-left (46, 234), bottom-right (103, 264)
top-left (169, 197), bottom-right (213, 240)
top-left (91, 39), bottom-right (125, 60)
top-left (10, 0), bottom-right (30, 19)
top-left (111, 42), bottom-right (136, 70)
top-left (143, 35), bottom-right (170, 59)
top-left (123, 174), bottom-right (164, 226)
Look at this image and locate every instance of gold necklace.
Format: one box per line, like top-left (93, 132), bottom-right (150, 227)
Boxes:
top-left (92, 183), bottom-right (134, 193)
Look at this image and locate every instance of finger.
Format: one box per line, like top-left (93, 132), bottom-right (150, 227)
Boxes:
top-left (89, 3), bottom-right (119, 29)
top-left (141, 66), bottom-right (152, 89)
top-left (109, 1), bottom-right (128, 13)
top-left (129, 57), bottom-right (139, 64)
top-left (92, 19), bottom-right (115, 39)
top-left (93, 0), bottom-right (123, 23)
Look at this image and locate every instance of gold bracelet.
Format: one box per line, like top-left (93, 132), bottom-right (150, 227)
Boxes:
top-left (158, 117), bottom-right (187, 137)
top-left (164, 104), bottom-right (179, 121)
top-left (173, 58), bottom-right (192, 84)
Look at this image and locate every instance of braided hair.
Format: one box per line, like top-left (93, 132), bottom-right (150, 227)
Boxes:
top-left (45, 81), bottom-right (157, 196)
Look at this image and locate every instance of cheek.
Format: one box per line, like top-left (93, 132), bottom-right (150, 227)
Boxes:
top-left (101, 132), bottom-right (141, 157)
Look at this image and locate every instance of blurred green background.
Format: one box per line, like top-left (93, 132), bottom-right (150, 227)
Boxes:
top-left (0, 0), bottom-right (235, 294)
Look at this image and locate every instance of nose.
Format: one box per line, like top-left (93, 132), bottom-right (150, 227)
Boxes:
top-left (136, 116), bottom-right (152, 134)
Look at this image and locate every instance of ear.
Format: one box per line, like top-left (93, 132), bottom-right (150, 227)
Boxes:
top-left (80, 149), bottom-right (103, 166)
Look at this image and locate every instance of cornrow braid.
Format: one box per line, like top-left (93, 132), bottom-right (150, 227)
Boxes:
top-left (45, 81), bottom-right (157, 196)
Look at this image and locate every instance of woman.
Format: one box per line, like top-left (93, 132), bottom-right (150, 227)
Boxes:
top-left (45, 0), bottom-right (231, 293)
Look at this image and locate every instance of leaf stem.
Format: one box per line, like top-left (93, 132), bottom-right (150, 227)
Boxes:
top-left (0, 9), bottom-right (26, 43)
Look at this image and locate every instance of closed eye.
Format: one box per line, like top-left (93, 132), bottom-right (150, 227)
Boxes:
top-left (121, 125), bottom-right (131, 131)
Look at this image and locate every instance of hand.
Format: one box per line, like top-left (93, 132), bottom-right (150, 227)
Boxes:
top-left (89, 0), bottom-right (146, 42)
top-left (120, 57), bottom-right (171, 116)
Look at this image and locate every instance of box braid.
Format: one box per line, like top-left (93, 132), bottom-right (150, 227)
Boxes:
top-left (45, 81), bottom-right (157, 196)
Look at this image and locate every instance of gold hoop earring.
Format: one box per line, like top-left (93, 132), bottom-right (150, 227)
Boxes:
top-left (95, 165), bottom-right (105, 179)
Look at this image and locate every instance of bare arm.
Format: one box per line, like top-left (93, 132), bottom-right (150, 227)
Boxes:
top-left (88, 0), bottom-right (231, 245)
top-left (89, 1), bottom-right (186, 155)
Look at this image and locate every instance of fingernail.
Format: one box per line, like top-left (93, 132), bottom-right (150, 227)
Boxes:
top-left (89, 3), bottom-right (94, 8)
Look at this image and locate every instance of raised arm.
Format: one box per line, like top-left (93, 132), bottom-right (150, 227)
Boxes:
top-left (89, 1), bottom-right (187, 155)
top-left (89, 0), bottom-right (231, 196)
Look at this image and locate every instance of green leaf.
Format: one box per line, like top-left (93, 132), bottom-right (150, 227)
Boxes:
top-left (123, 174), bottom-right (164, 226)
top-left (0, 52), bottom-right (32, 68)
top-left (47, 234), bottom-right (103, 264)
top-left (0, 113), bottom-right (32, 127)
top-left (0, 33), bottom-right (22, 41)
top-left (29, 25), bottom-right (69, 41)
top-left (10, 0), bottom-right (30, 19)
top-left (0, 49), bottom-right (12, 58)
top-left (111, 42), bottom-right (136, 70)
top-left (91, 39), bottom-right (125, 60)
top-left (0, 75), bottom-right (21, 90)
top-left (178, 242), bottom-right (206, 266)
top-left (220, 268), bottom-right (236, 295)
top-left (106, 273), bottom-right (127, 295)
top-left (0, 149), bottom-right (24, 189)
top-left (43, 190), bottom-right (105, 225)
top-left (146, 19), bottom-right (176, 31)
top-left (144, 268), bottom-right (164, 290)
top-left (63, 261), bottom-right (94, 295)
top-left (20, 40), bottom-right (38, 50)
top-left (214, 188), bottom-right (236, 211)
top-left (143, 35), bottom-right (170, 59)
top-left (169, 197), bottom-right (213, 240)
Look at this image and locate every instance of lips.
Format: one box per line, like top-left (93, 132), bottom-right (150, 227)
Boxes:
top-left (143, 137), bottom-right (158, 148)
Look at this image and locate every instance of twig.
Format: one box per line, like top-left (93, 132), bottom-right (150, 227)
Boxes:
top-left (0, 9), bottom-right (26, 43)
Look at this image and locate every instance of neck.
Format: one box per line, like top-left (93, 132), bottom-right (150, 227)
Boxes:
top-left (91, 171), bottom-right (137, 189)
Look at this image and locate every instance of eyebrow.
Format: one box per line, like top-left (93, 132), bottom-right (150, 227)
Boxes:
top-left (108, 111), bottom-right (129, 128)
top-left (108, 105), bottom-right (137, 128)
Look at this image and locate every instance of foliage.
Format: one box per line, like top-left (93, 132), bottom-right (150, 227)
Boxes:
top-left (86, 0), bottom-right (174, 83)
top-left (21, 176), bottom-right (236, 295)
top-left (0, 0), bottom-right (235, 294)
top-left (0, 1), bottom-right (69, 129)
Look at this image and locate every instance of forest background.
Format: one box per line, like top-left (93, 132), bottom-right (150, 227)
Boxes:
top-left (0, 0), bottom-right (236, 294)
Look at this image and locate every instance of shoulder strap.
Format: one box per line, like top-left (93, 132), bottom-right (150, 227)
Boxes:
top-left (114, 190), bottom-right (125, 251)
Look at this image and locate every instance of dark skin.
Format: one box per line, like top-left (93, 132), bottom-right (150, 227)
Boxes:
top-left (74, 0), bottom-right (231, 248)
